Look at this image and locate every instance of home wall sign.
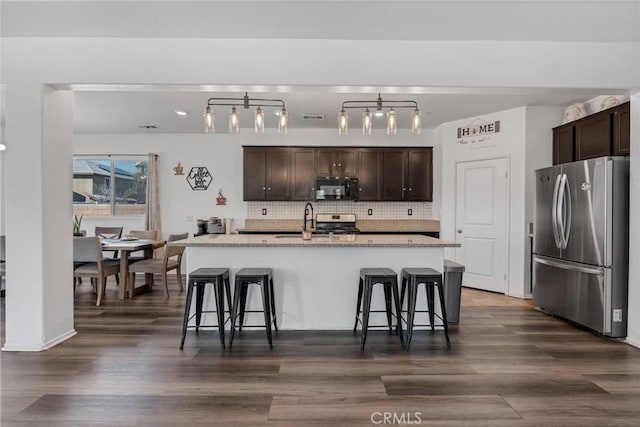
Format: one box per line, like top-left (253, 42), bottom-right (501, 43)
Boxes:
top-left (457, 119), bottom-right (501, 145)
top-left (186, 167), bottom-right (212, 191)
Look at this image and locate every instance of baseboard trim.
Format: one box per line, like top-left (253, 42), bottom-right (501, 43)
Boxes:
top-left (2, 328), bottom-right (77, 352)
top-left (625, 337), bottom-right (640, 349)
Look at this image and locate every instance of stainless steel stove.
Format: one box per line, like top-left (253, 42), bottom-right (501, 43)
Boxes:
top-left (314, 213), bottom-right (360, 234)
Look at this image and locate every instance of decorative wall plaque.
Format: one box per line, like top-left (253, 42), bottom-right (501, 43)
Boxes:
top-left (186, 167), bottom-right (212, 191)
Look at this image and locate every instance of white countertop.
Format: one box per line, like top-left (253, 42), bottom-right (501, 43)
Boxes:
top-left (171, 233), bottom-right (459, 248)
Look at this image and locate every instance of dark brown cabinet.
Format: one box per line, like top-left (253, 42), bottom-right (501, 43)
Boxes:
top-left (552, 124), bottom-right (574, 165)
top-left (243, 146), bottom-right (433, 202)
top-left (552, 101), bottom-right (630, 165)
top-left (317, 149), bottom-right (356, 177)
top-left (613, 102), bottom-right (630, 155)
top-left (291, 148), bottom-right (316, 200)
top-left (356, 149), bottom-right (381, 201)
top-left (243, 147), bottom-right (290, 201)
top-left (575, 112), bottom-right (611, 161)
top-left (405, 149), bottom-right (433, 201)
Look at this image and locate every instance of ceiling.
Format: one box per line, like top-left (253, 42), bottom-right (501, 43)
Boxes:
top-left (73, 86), bottom-right (630, 133)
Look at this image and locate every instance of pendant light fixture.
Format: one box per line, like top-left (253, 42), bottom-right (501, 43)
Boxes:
top-left (203, 92), bottom-right (288, 134)
top-left (337, 93), bottom-right (422, 136)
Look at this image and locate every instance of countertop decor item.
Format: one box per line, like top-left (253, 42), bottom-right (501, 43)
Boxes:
top-left (600, 96), bottom-right (621, 110)
top-left (216, 188), bottom-right (227, 205)
top-left (203, 92), bottom-right (288, 134)
top-left (173, 161), bottom-right (184, 175)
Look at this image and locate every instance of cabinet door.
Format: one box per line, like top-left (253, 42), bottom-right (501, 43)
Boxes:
top-left (553, 125), bottom-right (574, 165)
top-left (338, 149), bottom-right (357, 177)
top-left (405, 149), bottom-right (432, 201)
top-left (266, 148), bottom-right (291, 200)
top-left (357, 149), bottom-right (381, 201)
top-left (575, 112), bottom-right (611, 160)
top-left (317, 149), bottom-right (337, 176)
top-left (243, 147), bottom-right (267, 201)
top-left (613, 102), bottom-right (630, 156)
top-left (291, 148), bottom-right (316, 200)
top-left (381, 149), bottom-right (405, 201)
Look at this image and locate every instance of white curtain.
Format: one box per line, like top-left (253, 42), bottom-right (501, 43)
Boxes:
top-left (145, 153), bottom-right (162, 236)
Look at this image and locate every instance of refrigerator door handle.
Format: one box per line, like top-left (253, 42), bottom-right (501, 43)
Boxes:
top-left (552, 174), bottom-right (562, 248)
top-left (534, 255), bottom-right (604, 275)
top-left (560, 173), bottom-right (572, 249)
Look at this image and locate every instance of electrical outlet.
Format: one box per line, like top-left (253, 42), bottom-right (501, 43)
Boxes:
top-left (407, 209), bottom-right (413, 216)
top-left (186, 215), bottom-right (194, 222)
top-left (367, 209), bottom-right (373, 216)
top-left (262, 208), bottom-right (267, 216)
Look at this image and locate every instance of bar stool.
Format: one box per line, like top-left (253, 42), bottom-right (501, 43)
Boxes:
top-left (354, 268), bottom-right (404, 350)
top-left (180, 268), bottom-right (231, 349)
top-left (229, 268), bottom-right (277, 349)
top-left (400, 268), bottom-right (451, 349)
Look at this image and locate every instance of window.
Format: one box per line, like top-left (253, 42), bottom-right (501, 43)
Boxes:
top-left (73, 156), bottom-right (148, 217)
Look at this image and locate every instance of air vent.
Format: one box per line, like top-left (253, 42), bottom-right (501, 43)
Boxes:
top-left (301, 114), bottom-right (325, 120)
top-left (137, 125), bottom-right (157, 129)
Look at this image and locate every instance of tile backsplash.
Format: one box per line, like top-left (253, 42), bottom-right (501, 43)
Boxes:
top-left (247, 201), bottom-right (433, 220)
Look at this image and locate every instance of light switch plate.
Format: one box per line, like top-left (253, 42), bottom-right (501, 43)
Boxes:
top-left (367, 209), bottom-right (373, 216)
top-left (408, 209), bottom-right (413, 216)
top-left (613, 309), bottom-right (623, 322)
top-left (262, 208), bottom-right (267, 216)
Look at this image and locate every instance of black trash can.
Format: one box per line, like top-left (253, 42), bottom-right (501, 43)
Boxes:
top-left (444, 259), bottom-right (465, 324)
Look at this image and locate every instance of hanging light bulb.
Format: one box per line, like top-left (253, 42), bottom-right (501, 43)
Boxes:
top-left (277, 108), bottom-right (288, 134)
top-left (228, 106), bottom-right (239, 133)
top-left (411, 108), bottom-right (422, 135)
top-left (387, 108), bottom-right (398, 135)
top-left (338, 109), bottom-right (348, 135)
top-left (361, 108), bottom-right (372, 136)
top-left (203, 106), bottom-right (214, 133)
top-left (254, 106), bottom-right (265, 134)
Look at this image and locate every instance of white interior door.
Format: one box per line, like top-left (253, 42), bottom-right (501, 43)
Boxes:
top-left (455, 158), bottom-right (508, 293)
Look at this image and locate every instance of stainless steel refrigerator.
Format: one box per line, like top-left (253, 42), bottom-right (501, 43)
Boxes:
top-left (533, 156), bottom-right (629, 337)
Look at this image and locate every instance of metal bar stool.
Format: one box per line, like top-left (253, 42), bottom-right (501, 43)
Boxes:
top-left (229, 268), bottom-right (277, 349)
top-left (354, 268), bottom-right (404, 350)
top-left (400, 268), bottom-right (451, 349)
top-left (180, 268), bottom-right (232, 349)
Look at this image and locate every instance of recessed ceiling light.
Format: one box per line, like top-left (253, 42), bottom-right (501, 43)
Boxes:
top-left (137, 125), bottom-right (157, 129)
top-left (174, 110), bottom-right (188, 116)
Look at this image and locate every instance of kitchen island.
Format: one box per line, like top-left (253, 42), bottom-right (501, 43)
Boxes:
top-left (171, 234), bottom-right (459, 329)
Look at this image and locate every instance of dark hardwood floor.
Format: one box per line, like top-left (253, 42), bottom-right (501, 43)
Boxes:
top-left (2, 276), bottom-right (640, 426)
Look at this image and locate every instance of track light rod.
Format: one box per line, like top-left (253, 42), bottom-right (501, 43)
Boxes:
top-left (341, 93), bottom-right (417, 110)
top-left (206, 92), bottom-right (285, 109)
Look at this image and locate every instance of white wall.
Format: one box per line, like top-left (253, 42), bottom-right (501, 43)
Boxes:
top-left (627, 93), bottom-right (640, 348)
top-left (438, 106), bottom-right (562, 298)
top-left (523, 107), bottom-right (564, 294)
top-left (74, 129), bottom-right (438, 236)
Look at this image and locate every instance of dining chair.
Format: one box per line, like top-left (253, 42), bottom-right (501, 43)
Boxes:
top-left (128, 230), bottom-right (161, 260)
top-left (95, 226), bottom-right (123, 284)
top-left (128, 233), bottom-right (188, 297)
top-left (73, 236), bottom-right (120, 306)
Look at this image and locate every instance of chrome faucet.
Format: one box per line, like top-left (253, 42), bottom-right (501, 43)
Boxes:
top-left (303, 202), bottom-right (314, 231)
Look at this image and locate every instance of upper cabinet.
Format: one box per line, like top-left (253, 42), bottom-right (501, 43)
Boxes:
top-left (243, 147), bottom-right (291, 201)
top-left (317, 149), bottom-right (357, 177)
top-left (552, 124), bottom-right (574, 165)
top-left (552, 101), bottom-right (630, 165)
top-left (613, 102), bottom-right (630, 156)
top-left (381, 148), bottom-right (433, 201)
top-left (243, 146), bottom-right (433, 202)
top-left (290, 148), bottom-right (316, 201)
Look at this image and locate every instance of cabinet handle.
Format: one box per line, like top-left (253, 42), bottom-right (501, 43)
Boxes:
top-left (262, 187), bottom-right (266, 190)
top-left (311, 187), bottom-right (315, 191)
top-left (409, 188), bottom-right (412, 191)
top-left (268, 187), bottom-right (272, 191)
top-left (359, 188), bottom-right (362, 191)
top-left (332, 163), bottom-right (336, 167)
top-left (338, 163), bottom-right (342, 167)
top-left (403, 188), bottom-right (406, 191)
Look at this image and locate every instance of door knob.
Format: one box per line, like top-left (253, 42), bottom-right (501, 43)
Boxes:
top-left (457, 229), bottom-right (462, 233)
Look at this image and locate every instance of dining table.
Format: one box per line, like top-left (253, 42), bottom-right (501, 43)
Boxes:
top-left (101, 239), bottom-right (163, 299)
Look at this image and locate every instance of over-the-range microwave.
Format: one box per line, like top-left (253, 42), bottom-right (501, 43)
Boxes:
top-left (315, 176), bottom-right (359, 201)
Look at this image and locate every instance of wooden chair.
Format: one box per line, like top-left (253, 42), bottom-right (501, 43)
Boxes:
top-left (73, 236), bottom-right (120, 306)
top-left (129, 233), bottom-right (188, 297)
top-left (95, 226), bottom-right (123, 284)
top-left (128, 230), bottom-right (161, 260)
